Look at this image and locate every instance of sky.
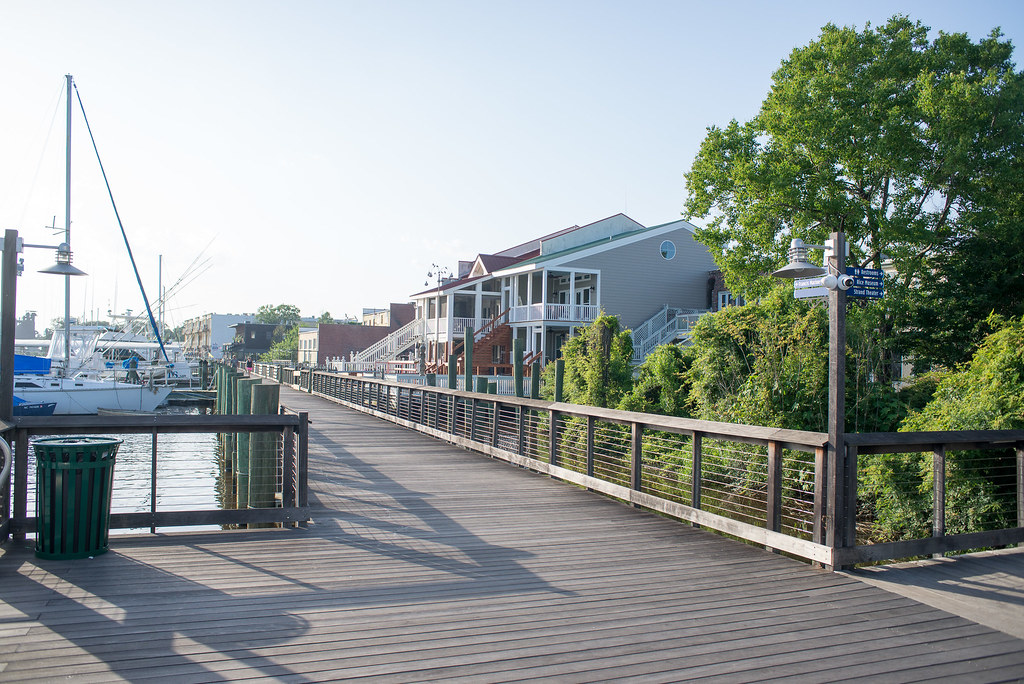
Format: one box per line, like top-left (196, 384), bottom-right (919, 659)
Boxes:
top-left (1, 1), bottom-right (1022, 334)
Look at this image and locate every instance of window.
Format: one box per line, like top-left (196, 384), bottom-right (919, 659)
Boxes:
top-left (660, 240), bottom-right (676, 260)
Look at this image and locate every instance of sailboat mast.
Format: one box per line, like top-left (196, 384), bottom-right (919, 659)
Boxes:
top-left (63, 73), bottom-right (72, 376)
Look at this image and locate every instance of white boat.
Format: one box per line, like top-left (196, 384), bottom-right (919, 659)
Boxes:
top-left (14, 374), bottom-right (172, 415)
top-left (49, 325), bottom-right (198, 385)
top-left (12, 75), bottom-right (178, 414)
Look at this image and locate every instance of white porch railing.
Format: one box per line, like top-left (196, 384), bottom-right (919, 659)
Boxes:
top-left (350, 319), bottom-right (423, 365)
top-left (509, 303), bottom-right (600, 324)
top-left (631, 307), bottom-right (709, 363)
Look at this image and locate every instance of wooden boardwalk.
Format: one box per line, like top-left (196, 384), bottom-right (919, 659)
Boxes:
top-left (1, 386), bottom-right (1022, 682)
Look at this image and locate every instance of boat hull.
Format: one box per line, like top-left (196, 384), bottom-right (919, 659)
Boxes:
top-left (14, 377), bottom-right (173, 415)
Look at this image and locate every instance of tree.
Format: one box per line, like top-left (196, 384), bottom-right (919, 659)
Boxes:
top-left (619, 344), bottom-right (692, 417)
top-left (260, 325), bottom-right (300, 363)
top-left (255, 304), bottom-right (302, 328)
top-left (904, 198), bottom-right (1024, 370)
top-left (684, 16), bottom-right (1024, 307)
top-left (861, 315), bottom-right (1024, 539)
top-left (557, 314), bottom-right (633, 409)
top-left (317, 311), bottom-right (333, 324)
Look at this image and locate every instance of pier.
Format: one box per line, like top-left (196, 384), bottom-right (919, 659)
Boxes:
top-left (0, 384), bottom-right (1022, 681)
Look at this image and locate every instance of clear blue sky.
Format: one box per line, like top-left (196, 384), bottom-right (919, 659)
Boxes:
top-left (1, 1), bottom-right (1021, 332)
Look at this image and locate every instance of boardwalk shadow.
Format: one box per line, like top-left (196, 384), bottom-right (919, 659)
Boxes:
top-left (304, 420), bottom-right (574, 598)
top-left (0, 402), bottom-right (571, 679)
top-left (0, 542), bottom-right (313, 681)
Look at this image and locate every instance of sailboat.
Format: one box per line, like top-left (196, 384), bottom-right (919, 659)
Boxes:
top-left (13, 74), bottom-right (173, 415)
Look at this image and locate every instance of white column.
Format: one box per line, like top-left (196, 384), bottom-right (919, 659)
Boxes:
top-left (569, 271), bottom-right (576, 320)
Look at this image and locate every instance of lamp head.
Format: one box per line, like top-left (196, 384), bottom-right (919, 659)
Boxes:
top-left (771, 238), bottom-right (827, 279)
top-left (38, 243), bottom-right (87, 277)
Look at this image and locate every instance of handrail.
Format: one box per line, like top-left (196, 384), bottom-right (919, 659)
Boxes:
top-left (304, 370), bottom-right (1024, 570)
top-left (350, 318), bottom-right (422, 365)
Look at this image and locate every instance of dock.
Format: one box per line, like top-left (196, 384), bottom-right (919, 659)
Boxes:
top-left (1, 385), bottom-right (1022, 681)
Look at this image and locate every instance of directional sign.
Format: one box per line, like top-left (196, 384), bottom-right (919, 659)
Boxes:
top-left (794, 276), bottom-right (828, 299)
top-left (846, 266), bottom-right (884, 299)
top-left (848, 286), bottom-right (883, 299)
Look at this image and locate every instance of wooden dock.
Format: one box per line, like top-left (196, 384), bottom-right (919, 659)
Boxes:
top-left (1, 386), bottom-right (1022, 682)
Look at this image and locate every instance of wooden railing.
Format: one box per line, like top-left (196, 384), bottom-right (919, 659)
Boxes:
top-left (4, 412), bottom-right (309, 538)
top-left (304, 371), bottom-right (1024, 569)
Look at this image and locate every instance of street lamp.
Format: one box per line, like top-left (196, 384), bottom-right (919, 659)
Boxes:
top-left (773, 231), bottom-right (849, 555)
top-left (425, 264), bottom-right (451, 371)
top-left (24, 239), bottom-right (89, 377)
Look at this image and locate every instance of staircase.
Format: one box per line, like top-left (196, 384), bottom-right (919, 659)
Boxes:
top-left (631, 305), bottom-right (708, 364)
top-left (349, 319), bottom-right (423, 367)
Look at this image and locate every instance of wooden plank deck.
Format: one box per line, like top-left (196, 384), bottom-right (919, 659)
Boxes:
top-left (1, 386), bottom-right (1022, 682)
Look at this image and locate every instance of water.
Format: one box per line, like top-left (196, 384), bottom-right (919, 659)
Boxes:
top-left (25, 406), bottom-right (223, 534)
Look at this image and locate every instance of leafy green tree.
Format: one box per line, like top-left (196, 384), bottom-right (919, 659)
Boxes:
top-left (260, 325), bottom-right (299, 363)
top-left (684, 16), bottom-right (1023, 313)
top-left (317, 311), bottom-right (334, 324)
top-left (255, 304), bottom-right (302, 328)
top-left (558, 314), bottom-right (633, 409)
top-left (619, 344), bottom-right (692, 416)
top-left (905, 204), bottom-right (1024, 370)
top-left (861, 315), bottom-right (1024, 540)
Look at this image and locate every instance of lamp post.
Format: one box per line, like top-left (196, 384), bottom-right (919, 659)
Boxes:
top-left (425, 264), bottom-right (451, 371)
top-left (773, 231), bottom-right (850, 557)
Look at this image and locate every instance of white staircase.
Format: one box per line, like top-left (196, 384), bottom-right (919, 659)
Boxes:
top-left (349, 319), bottom-right (423, 366)
top-left (631, 305), bottom-right (708, 364)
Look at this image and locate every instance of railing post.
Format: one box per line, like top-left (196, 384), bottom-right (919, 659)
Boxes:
top-left (631, 423), bottom-right (643, 505)
top-left (767, 441), bottom-right (782, 539)
top-left (13, 428), bottom-right (27, 541)
top-left (491, 400), bottom-right (500, 448)
top-left (298, 412), bottom-right (309, 509)
top-left (586, 415), bottom-right (595, 479)
top-left (517, 406), bottom-right (526, 455)
top-left (691, 433), bottom-right (702, 526)
top-left (1017, 443), bottom-right (1024, 532)
top-left (813, 446), bottom-right (826, 545)
top-left (548, 409), bottom-right (559, 467)
top-left (150, 429), bottom-right (158, 534)
top-left (933, 445), bottom-right (946, 558)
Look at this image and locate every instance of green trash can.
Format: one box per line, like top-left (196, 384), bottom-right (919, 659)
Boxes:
top-left (35, 437), bottom-right (122, 560)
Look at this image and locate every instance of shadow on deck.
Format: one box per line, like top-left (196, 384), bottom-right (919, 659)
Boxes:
top-left (1, 386), bottom-right (1022, 681)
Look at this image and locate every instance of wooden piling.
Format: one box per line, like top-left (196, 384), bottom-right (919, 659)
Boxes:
top-left (249, 383), bottom-right (280, 527)
top-left (235, 378), bottom-right (260, 511)
top-left (513, 338), bottom-right (524, 398)
top-left (554, 359), bottom-right (564, 403)
top-left (530, 361), bottom-right (541, 399)
top-left (464, 326), bottom-right (474, 393)
top-left (447, 355), bottom-right (457, 390)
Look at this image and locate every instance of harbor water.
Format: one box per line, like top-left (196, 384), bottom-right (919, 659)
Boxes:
top-left (24, 406), bottom-right (225, 534)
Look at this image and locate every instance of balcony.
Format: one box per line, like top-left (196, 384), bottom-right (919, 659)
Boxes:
top-left (509, 303), bottom-right (600, 324)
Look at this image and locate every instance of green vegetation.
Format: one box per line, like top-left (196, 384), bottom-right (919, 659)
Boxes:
top-left (684, 15), bottom-right (1024, 374)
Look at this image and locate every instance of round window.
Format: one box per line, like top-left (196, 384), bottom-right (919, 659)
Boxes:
top-left (660, 240), bottom-right (676, 260)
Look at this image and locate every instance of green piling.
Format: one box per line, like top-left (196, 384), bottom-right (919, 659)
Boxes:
top-left (554, 359), bottom-right (565, 403)
top-left (235, 378), bottom-right (260, 511)
top-left (475, 376), bottom-right (488, 393)
top-left (530, 361), bottom-right (540, 399)
top-left (426, 373), bottom-right (436, 387)
top-left (487, 381), bottom-right (497, 394)
top-left (513, 338), bottom-right (524, 398)
top-left (448, 354), bottom-right (458, 389)
top-left (464, 326), bottom-right (474, 393)
top-left (249, 383), bottom-right (280, 527)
